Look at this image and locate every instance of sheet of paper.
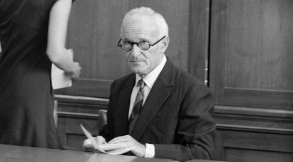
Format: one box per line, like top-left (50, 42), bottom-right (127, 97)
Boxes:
top-left (51, 64), bottom-right (72, 89)
top-left (51, 49), bottom-right (73, 90)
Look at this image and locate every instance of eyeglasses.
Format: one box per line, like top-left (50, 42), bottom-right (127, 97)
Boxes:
top-left (117, 36), bottom-right (166, 51)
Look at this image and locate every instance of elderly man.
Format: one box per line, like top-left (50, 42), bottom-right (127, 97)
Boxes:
top-left (84, 7), bottom-right (217, 161)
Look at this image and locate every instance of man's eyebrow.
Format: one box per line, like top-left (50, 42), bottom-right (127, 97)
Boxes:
top-left (122, 38), bottom-right (129, 41)
top-left (122, 38), bottom-right (149, 43)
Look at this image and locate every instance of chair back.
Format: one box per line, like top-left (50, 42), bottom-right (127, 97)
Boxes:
top-left (98, 109), bottom-right (107, 133)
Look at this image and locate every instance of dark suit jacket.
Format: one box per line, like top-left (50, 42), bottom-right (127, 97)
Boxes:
top-left (100, 59), bottom-right (216, 161)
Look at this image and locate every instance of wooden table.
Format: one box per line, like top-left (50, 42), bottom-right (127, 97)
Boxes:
top-left (0, 144), bottom-right (223, 162)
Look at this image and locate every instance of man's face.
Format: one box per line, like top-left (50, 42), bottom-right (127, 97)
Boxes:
top-left (121, 16), bottom-right (167, 77)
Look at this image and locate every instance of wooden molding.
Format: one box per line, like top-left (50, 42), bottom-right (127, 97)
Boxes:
top-left (54, 94), bottom-right (293, 134)
top-left (214, 105), bottom-right (293, 134)
top-left (214, 105), bottom-right (293, 119)
top-left (54, 94), bottom-right (109, 105)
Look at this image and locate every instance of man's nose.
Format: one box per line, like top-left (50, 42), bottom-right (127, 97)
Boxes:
top-left (130, 44), bottom-right (140, 56)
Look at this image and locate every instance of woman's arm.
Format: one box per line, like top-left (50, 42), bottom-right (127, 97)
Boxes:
top-left (47, 0), bottom-right (81, 78)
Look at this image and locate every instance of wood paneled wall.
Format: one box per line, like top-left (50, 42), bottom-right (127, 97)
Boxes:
top-left (55, 0), bottom-right (293, 161)
top-left (210, 0), bottom-right (293, 161)
top-left (210, 0), bottom-right (293, 109)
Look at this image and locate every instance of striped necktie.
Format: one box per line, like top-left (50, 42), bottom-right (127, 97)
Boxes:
top-left (129, 79), bottom-right (145, 134)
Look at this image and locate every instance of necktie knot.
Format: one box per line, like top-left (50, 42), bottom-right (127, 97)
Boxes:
top-left (137, 79), bottom-right (145, 89)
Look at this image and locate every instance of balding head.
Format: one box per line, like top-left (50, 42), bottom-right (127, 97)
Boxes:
top-left (121, 7), bottom-right (169, 39)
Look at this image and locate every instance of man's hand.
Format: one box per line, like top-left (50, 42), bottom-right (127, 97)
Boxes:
top-left (82, 136), bottom-right (107, 152)
top-left (106, 135), bottom-right (146, 157)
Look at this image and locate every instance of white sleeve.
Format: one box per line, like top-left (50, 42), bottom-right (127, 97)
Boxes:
top-left (144, 143), bottom-right (155, 158)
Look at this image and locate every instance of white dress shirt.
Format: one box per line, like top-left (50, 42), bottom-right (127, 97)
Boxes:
top-left (128, 55), bottom-right (167, 158)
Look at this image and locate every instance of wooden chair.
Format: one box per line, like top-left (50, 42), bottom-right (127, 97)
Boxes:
top-left (98, 109), bottom-right (107, 133)
top-left (53, 100), bottom-right (58, 127)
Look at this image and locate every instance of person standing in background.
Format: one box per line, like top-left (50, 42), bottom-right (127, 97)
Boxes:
top-left (0, 0), bottom-right (81, 149)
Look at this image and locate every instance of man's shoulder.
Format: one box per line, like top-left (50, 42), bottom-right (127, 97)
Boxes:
top-left (177, 69), bottom-right (202, 85)
top-left (160, 58), bottom-right (206, 88)
top-left (166, 61), bottom-right (211, 95)
top-left (167, 61), bottom-right (203, 86)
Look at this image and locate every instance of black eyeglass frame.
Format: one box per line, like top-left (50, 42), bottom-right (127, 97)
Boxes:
top-left (117, 36), bottom-right (166, 51)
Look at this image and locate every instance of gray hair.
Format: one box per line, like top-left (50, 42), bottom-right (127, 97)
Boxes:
top-left (121, 7), bottom-right (169, 38)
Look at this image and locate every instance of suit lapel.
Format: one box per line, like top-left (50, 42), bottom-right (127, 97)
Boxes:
top-left (131, 59), bottom-right (175, 140)
top-left (114, 74), bottom-right (135, 136)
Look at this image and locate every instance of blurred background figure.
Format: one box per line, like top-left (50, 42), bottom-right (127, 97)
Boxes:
top-left (0, 0), bottom-right (81, 149)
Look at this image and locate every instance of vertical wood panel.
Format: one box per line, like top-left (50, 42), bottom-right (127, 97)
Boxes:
top-left (225, 149), bottom-right (292, 162)
top-left (219, 128), bottom-right (293, 162)
top-left (189, 0), bottom-right (210, 83)
top-left (225, 0), bottom-right (293, 91)
top-left (68, 0), bottom-right (128, 80)
top-left (210, 0), bottom-right (293, 108)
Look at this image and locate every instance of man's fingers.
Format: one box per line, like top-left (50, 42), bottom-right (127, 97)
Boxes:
top-left (108, 135), bottom-right (131, 144)
top-left (106, 147), bottom-right (130, 155)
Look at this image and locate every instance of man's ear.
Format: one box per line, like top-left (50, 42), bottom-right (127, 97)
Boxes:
top-left (159, 36), bottom-right (169, 53)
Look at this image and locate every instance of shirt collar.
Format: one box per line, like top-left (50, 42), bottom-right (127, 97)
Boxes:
top-left (135, 55), bottom-right (167, 88)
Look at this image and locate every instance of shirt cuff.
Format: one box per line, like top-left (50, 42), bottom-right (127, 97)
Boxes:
top-left (145, 143), bottom-right (155, 158)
